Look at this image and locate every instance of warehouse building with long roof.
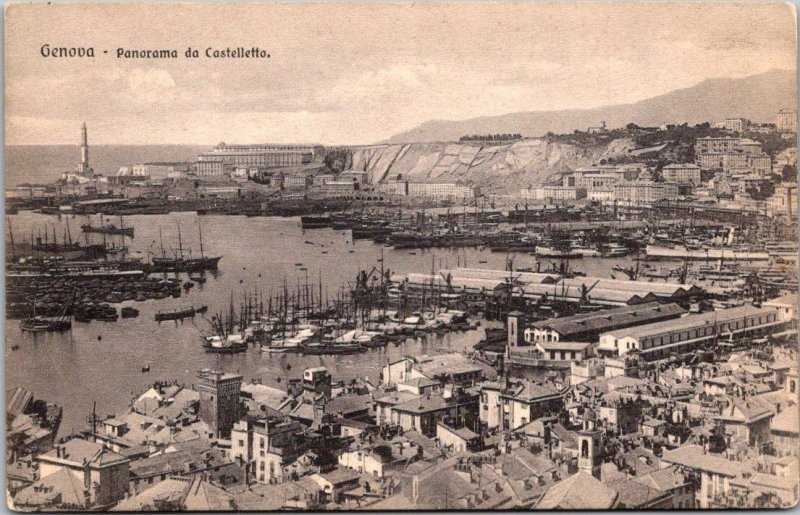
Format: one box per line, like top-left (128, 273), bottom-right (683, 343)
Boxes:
top-left (597, 305), bottom-right (784, 361)
top-left (390, 268), bottom-right (703, 308)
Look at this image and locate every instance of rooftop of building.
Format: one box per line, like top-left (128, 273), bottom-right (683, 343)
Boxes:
top-left (129, 441), bottom-right (230, 479)
top-left (660, 445), bottom-right (744, 477)
top-left (717, 396), bottom-right (775, 424)
top-left (40, 438), bottom-right (128, 469)
top-left (502, 380), bottom-right (562, 402)
top-left (197, 368), bottom-right (243, 382)
top-left (314, 465), bottom-right (361, 485)
top-left (398, 377), bottom-right (441, 388)
top-left (770, 408), bottom-right (799, 434)
top-left (391, 393), bottom-right (454, 415)
top-left (322, 393), bottom-right (373, 417)
top-left (536, 341), bottom-right (593, 351)
top-left (536, 471), bottom-right (619, 510)
top-left (764, 293), bottom-right (798, 308)
top-left (603, 305), bottom-right (778, 340)
top-left (13, 468), bottom-right (87, 509)
top-left (532, 302), bottom-right (686, 336)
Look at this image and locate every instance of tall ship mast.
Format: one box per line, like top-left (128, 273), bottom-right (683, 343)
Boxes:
top-left (150, 218), bottom-right (222, 272)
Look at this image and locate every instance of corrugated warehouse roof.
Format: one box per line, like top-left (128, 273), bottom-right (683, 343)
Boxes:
top-left (532, 303), bottom-right (686, 337)
top-left (603, 306), bottom-right (779, 340)
top-left (521, 283), bottom-right (647, 305)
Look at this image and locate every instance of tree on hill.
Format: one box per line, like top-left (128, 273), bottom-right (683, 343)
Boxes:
top-left (781, 164), bottom-right (797, 182)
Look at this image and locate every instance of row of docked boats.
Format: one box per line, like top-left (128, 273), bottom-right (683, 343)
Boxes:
top-left (201, 302), bottom-right (474, 356)
top-left (301, 212), bottom-right (637, 257)
top-left (251, 308), bottom-right (473, 354)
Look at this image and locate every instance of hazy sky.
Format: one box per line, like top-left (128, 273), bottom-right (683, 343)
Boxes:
top-left (5, 2), bottom-right (797, 145)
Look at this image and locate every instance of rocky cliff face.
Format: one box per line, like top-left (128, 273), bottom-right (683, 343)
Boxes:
top-left (343, 137), bottom-right (635, 194)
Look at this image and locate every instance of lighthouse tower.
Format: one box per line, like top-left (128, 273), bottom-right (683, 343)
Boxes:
top-left (78, 123), bottom-right (90, 175)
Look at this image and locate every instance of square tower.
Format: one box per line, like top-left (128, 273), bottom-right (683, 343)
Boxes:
top-left (197, 369), bottom-right (243, 438)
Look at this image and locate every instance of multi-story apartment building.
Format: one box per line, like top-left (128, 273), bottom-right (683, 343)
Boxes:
top-left (479, 379), bottom-right (563, 431)
top-left (695, 137), bottom-right (741, 154)
top-left (588, 188), bottom-right (614, 202)
top-left (661, 163), bottom-right (701, 184)
top-left (563, 164), bottom-right (644, 189)
top-left (738, 138), bottom-right (763, 154)
top-left (529, 186), bottom-right (587, 201)
top-left (283, 174), bottom-right (312, 189)
top-left (695, 137), bottom-right (761, 154)
top-left (613, 181), bottom-right (677, 205)
top-left (747, 154), bottom-right (773, 177)
top-left (696, 152), bottom-right (752, 172)
top-left (231, 417), bottom-right (304, 484)
top-left (775, 147), bottom-right (797, 168)
top-left (376, 181), bottom-right (410, 196)
top-left (723, 118), bottom-right (750, 132)
top-left (776, 108), bottom-right (797, 133)
top-left (196, 143), bottom-right (319, 176)
top-left (767, 183), bottom-right (798, 218)
top-left (406, 182), bottom-right (475, 199)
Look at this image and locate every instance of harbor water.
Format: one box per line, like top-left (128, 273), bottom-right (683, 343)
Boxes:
top-left (5, 211), bottom-right (634, 435)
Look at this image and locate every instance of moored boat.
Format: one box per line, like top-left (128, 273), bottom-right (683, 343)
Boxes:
top-left (300, 341), bottom-right (364, 355)
top-left (203, 334), bottom-right (248, 353)
top-left (20, 317), bottom-right (71, 333)
top-left (155, 306), bottom-right (196, 321)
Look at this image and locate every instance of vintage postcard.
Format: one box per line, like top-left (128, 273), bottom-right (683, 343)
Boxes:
top-left (4, 2), bottom-right (799, 511)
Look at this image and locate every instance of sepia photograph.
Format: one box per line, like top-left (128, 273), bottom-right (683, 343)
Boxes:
top-left (3, 2), bottom-right (799, 511)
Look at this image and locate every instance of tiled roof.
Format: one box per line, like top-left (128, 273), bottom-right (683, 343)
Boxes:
top-left (550, 423), bottom-right (578, 448)
top-left (374, 391), bottom-right (419, 406)
top-left (323, 394), bottom-right (372, 416)
top-left (612, 478), bottom-right (665, 508)
top-left (660, 445), bottom-right (743, 477)
top-left (717, 396), bottom-right (774, 424)
top-left (129, 445), bottom-right (230, 479)
top-left (536, 471), bottom-right (618, 510)
top-left (634, 465), bottom-right (687, 492)
top-left (771, 408), bottom-right (799, 434)
top-left (316, 466), bottom-right (360, 485)
top-left (14, 468), bottom-right (87, 509)
top-left (504, 381), bottom-right (561, 402)
top-left (399, 377), bottom-right (441, 388)
top-left (392, 393), bottom-right (451, 414)
top-left (41, 438), bottom-right (127, 468)
top-left (240, 383), bottom-right (290, 411)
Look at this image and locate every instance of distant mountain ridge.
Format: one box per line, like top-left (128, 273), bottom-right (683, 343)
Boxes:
top-left (385, 69), bottom-right (797, 143)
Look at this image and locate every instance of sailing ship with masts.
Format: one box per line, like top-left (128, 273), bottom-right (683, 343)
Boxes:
top-left (202, 295), bottom-right (248, 353)
top-left (20, 291), bottom-right (74, 333)
top-left (150, 219), bottom-right (222, 272)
